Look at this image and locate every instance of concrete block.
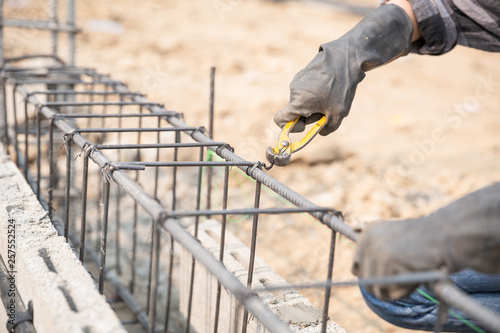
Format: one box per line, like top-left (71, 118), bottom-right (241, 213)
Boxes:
top-left (179, 220), bottom-right (346, 333)
top-left (0, 144), bottom-right (125, 333)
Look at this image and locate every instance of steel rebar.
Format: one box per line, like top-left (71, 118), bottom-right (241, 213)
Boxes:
top-left (50, 0), bottom-right (58, 56)
top-left (242, 178), bottom-right (263, 333)
top-left (164, 130), bottom-right (180, 332)
top-left (206, 66), bottom-right (216, 215)
top-left (48, 119), bottom-right (54, 218)
top-left (99, 177), bottom-right (111, 295)
top-left (213, 165), bottom-right (230, 333)
top-left (64, 135), bottom-right (72, 240)
top-left (79, 147), bottom-right (91, 263)
top-left (321, 231), bottom-right (336, 333)
top-left (148, 218), bottom-right (161, 333)
top-left (434, 281), bottom-right (500, 333)
top-left (2, 19), bottom-right (78, 32)
top-left (67, 0), bottom-right (76, 65)
top-left (185, 147), bottom-right (206, 333)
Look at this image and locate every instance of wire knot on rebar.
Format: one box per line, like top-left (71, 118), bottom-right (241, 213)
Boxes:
top-left (190, 126), bottom-right (208, 139)
top-left (329, 208), bottom-right (344, 220)
top-left (101, 162), bottom-right (117, 186)
top-left (74, 141), bottom-right (91, 161)
top-left (215, 143), bottom-right (234, 156)
top-left (61, 128), bottom-right (77, 154)
top-left (246, 161), bottom-right (264, 177)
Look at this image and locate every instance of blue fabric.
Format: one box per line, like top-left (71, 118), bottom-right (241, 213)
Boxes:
top-left (360, 269), bottom-right (500, 332)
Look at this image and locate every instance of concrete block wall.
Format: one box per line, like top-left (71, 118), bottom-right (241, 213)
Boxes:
top-left (180, 220), bottom-right (346, 333)
top-left (0, 144), bottom-right (125, 333)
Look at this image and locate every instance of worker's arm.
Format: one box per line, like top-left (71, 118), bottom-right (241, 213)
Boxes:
top-left (274, 2), bottom-right (415, 135)
top-left (391, 0), bottom-right (500, 54)
top-left (352, 182), bottom-right (500, 300)
top-left (387, 0), bottom-right (421, 41)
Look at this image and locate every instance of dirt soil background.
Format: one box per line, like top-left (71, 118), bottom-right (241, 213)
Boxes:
top-left (5, 0), bottom-right (500, 332)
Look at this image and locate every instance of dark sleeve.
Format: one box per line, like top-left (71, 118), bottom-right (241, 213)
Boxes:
top-left (407, 0), bottom-right (500, 55)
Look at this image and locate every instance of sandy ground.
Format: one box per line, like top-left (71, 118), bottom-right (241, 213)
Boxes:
top-left (5, 0), bottom-right (500, 332)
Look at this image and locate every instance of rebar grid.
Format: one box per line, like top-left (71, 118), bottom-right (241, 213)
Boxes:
top-left (0, 57), bottom-right (499, 333)
top-left (1, 58), bottom-right (327, 333)
top-left (0, 0), bottom-right (77, 65)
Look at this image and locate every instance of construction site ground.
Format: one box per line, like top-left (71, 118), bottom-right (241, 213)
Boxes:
top-left (5, 0), bottom-right (500, 332)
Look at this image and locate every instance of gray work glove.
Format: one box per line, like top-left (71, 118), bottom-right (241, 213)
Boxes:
top-left (352, 182), bottom-right (500, 300)
top-left (274, 4), bottom-right (413, 135)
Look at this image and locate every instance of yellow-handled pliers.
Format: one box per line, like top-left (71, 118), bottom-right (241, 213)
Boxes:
top-left (266, 115), bottom-right (327, 167)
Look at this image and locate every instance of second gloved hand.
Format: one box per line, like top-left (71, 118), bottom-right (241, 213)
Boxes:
top-left (274, 4), bottom-right (413, 135)
top-left (352, 182), bottom-right (500, 300)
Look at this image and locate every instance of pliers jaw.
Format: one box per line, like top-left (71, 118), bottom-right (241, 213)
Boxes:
top-left (266, 145), bottom-right (291, 167)
top-left (266, 115), bottom-right (326, 167)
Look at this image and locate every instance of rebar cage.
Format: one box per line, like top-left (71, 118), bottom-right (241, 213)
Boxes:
top-left (1, 1), bottom-right (500, 333)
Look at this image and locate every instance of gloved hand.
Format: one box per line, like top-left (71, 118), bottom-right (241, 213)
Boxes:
top-left (352, 182), bottom-right (500, 300)
top-left (274, 4), bottom-right (413, 135)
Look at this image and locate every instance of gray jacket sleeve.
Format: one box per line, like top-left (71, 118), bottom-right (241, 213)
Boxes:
top-left (382, 0), bottom-right (500, 55)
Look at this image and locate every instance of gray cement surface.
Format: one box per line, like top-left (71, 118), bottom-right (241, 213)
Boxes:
top-left (0, 143), bottom-right (125, 333)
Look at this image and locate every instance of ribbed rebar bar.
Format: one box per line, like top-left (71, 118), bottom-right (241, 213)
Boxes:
top-left (434, 281), bottom-right (500, 333)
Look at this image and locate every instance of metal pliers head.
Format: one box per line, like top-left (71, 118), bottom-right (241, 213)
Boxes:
top-left (266, 115), bottom-right (326, 167)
